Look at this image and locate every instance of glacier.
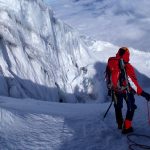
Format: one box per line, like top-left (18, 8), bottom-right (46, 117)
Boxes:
top-left (0, 0), bottom-right (107, 103)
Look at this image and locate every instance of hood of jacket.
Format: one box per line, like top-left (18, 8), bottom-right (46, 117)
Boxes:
top-left (116, 47), bottom-right (130, 63)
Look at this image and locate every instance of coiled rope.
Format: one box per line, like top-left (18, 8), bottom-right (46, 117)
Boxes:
top-left (127, 133), bottom-right (150, 150)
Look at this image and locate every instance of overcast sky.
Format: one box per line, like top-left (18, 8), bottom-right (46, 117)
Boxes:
top-left (44, 0), bottom-right (150, 51)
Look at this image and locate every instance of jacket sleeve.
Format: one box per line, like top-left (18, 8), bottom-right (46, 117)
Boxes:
top-left (125, 63), bottom-right (143, 95)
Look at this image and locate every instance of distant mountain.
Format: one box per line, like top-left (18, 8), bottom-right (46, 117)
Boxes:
top-left (46, 0), bottom-right (150, 51)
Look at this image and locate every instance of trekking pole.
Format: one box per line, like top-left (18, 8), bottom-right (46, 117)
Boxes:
top-left (147, 101), bottom-right (150, 126)
top-left (103, 90), bottom-right (118, 120)
top-left (103, 99), bottom-right (113, 120)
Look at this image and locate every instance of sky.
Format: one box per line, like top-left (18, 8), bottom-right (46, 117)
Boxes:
top-left (44, 0), bottom-right (150, 51)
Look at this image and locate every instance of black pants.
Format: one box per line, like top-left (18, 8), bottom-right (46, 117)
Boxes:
top-left (113, 92), bottom-right (137, 123)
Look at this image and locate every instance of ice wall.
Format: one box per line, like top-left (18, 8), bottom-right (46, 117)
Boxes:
top-left (0, 0), bottom-right (104, 102)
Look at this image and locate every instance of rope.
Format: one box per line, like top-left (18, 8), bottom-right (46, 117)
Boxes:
top-left (127, 133), bottom-right (150, 150)
top-left (147, 102), bottom-right (150, 125)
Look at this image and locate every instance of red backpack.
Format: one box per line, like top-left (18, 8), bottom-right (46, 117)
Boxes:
top-left (105, 57), bottom-right (123, 91)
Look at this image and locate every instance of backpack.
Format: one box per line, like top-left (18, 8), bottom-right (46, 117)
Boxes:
top-left (105, 57), bottom-right (127, 92)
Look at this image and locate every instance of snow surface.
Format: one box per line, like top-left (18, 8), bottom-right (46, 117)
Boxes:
top-left (0, 95), bottom-right (150, 150)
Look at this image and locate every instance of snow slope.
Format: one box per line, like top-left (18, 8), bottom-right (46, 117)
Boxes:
top-left (0, 95), bottom-right (150, 150)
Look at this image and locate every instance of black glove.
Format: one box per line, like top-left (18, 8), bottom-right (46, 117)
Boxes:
top-left (141, 91), bottom-right (150, 101)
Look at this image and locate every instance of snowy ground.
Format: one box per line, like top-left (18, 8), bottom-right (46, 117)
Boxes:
top-left (0, 95), bottom-right (150, 150)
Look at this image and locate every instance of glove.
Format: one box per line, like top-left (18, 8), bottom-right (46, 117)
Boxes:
top-left (141, 91), bottom-right (150, 101)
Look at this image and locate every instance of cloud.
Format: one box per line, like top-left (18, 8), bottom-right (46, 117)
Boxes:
top-left (44, 0), bottom-right (150, 51)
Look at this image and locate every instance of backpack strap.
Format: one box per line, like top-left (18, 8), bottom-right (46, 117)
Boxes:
top-left (119, 59), bottom-right (130, 93)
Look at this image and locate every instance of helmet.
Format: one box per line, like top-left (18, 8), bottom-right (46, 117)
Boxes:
top-left (116, 47), bottom-right (130, 63)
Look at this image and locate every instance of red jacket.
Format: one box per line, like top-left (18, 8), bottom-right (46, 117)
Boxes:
top-left (116, 49), bottom-right (143, 95)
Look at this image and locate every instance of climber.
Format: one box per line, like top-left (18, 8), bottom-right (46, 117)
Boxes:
top-left (105, 47), bottom-right (150, 134)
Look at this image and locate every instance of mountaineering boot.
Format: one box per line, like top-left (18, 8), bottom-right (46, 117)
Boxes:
top-left (122, 119), bottom-right (133, 134)
top-left (122, 127), bottom-right (133, 134)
